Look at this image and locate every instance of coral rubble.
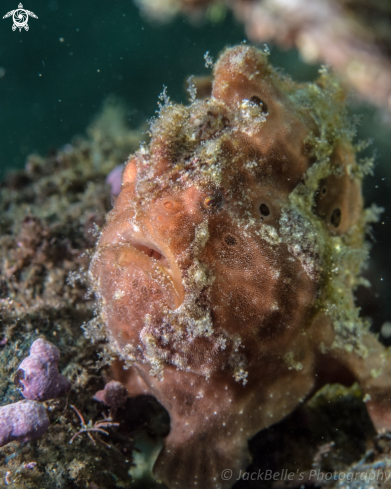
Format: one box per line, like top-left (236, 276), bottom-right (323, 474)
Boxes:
top-left (0, 102), bottom-right (153, 488)
top-left (90, 45), bottom-right (390, 489)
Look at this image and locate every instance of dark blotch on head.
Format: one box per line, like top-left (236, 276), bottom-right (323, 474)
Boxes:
top-left (331, 208), bottom-right (341, 227)
top-left (224, 235), bottom-right (237, 246)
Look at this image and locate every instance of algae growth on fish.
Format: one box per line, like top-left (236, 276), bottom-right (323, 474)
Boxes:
top-left (89, 45), bottom-right (391, 489)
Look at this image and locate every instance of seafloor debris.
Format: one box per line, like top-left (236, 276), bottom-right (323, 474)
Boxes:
top-left (0, 400), bottom-right (50, 447)
top-left (135, 0), bottom-right (391, 113)
top-left (0, 100), bottom-right (149, 488)
top-left (90, 44), bottom-right (389, 489)
top-left (15, 338), bottom-right (71, 401)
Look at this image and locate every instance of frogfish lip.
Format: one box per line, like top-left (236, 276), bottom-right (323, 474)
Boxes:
top-left (127, 236), bottom-right (169, 268)
top-left (112, 226), bottom-right (185, 310)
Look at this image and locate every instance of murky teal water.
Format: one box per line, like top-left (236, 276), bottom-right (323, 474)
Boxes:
top-left (0, 1), bottom-right (319, 178)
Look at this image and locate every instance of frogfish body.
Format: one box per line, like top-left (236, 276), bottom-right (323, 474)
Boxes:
top-left (90, 45), bottom-right (391, 488)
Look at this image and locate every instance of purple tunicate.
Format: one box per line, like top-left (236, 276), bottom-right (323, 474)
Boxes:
top-left (93, 380), bottom-right (128, 410)
top-left (0, 400), bottom-right (50, 447)
top-left (15, 338), bottom-right (71, 402)
top-left (106, 164), bottom-right (124, 197)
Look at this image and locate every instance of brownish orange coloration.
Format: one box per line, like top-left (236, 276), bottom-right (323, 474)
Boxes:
top-left (89, 46), bottom-right (391, 488)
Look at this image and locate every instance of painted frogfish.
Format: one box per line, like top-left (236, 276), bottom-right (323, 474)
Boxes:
top-left (90, 45), bottom-right (391, 489)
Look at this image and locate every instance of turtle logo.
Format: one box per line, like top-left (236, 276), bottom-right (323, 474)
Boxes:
top-left (3, 3), bottom-right (38, 32)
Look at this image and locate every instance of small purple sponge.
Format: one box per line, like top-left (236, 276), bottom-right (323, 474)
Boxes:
top-left (15, 338), bottom-right (71, 401)
top-left (93, 380), bottom-right (128, 410)
top-left (106, 164), bottom-right (124, 197)
top-left (0, 400), bottom-right (50, 447)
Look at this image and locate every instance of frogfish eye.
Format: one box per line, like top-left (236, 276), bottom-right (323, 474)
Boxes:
top-left (250, 95), bottom-right (268, 114)
top-left (202, 193), bottom-right (224, 211)
top-left (259, 203), bottom-right (270, 217)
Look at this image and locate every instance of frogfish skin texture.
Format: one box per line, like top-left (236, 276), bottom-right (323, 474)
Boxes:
top-left (90, 45), bottom-right (391, 488)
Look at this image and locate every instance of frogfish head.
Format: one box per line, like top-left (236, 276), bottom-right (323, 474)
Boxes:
top-left (90, 45), bottom-right (363, 384)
